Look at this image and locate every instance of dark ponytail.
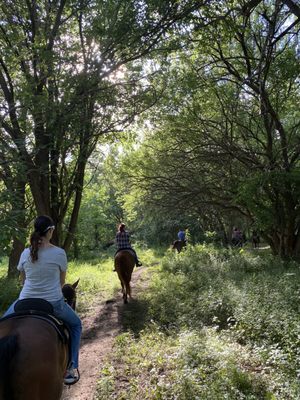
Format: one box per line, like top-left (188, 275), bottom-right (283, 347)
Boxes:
top-left (30, 215), bottom-right (54, 262)
top-left (30, 231), bottom-right (42, 262)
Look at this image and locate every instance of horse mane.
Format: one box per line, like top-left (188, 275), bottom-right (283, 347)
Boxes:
top-left (0, 334), bottom-right (19, 400)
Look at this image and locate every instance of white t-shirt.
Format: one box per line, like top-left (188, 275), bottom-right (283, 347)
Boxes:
top-left (17, 246), bottom-right (67, 302)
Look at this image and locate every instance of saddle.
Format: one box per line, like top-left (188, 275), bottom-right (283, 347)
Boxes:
top-left (115, 248), bottom-right (136, 259)
top-left (0, 298), bottom-right (70, 345)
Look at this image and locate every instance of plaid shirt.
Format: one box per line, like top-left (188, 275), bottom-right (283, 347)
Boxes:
top-left (115, 231), bottom-right (131, 249)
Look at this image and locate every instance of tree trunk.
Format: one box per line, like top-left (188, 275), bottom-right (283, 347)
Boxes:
top-left (266, 226), bottom-right (300, 259)
top-left (63, 158), bottom-right (87, 252)
top-left (8, 237), bottom-right (25, 278)
top-left (73, 235), bottom-right (79, 259)
top-left (5, 176), bottom-right (27, 277)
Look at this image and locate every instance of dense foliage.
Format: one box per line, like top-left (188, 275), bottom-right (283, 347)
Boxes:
top-left (116, 1), bottom-right (300, 257)
top-left (1, 0), bottom-right (300, 276)
top-left (0, 0), bottom-right (204, 272)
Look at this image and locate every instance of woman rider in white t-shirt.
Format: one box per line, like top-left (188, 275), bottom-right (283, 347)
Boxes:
top-left (3, 215), bottom-right (82, 385)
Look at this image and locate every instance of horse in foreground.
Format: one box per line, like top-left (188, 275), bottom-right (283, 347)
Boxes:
top-left (114, 250), bottom-right (135, 304)
top-left (172, 240), bottom-right (186, 253)
top-left (0, 280), bottom-right (79, 400)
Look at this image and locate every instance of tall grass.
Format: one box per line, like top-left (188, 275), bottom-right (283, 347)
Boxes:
top-left (0, 253), bottom-right (120, 315)
top-left (96, 245), bottom-right (300, 399)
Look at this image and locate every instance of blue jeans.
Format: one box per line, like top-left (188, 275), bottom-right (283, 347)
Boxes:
top-left (3, 297), bottom-right (82, 369)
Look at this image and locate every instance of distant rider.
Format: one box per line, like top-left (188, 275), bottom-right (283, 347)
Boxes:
top-left (178, 229), bottom-right (186, 244)
top-left (115, 223), bottom-right (142, 267)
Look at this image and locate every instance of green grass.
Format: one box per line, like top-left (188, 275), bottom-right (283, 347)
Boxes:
top-left (96, 245), bottom-right (300, 399)
top-left (69, 247), bottom-right (163, 314)
top-left (66, 257), bottom-right (119, 314)
top-left (0, 247), bottom-right (161, 315)
top-left (0, 252), bottom-right (120, 315)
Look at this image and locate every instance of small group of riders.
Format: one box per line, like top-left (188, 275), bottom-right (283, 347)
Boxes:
top-left (231, 227), bottom-right (260, 248)
top-left (231, 227), bottom-right (244, 247)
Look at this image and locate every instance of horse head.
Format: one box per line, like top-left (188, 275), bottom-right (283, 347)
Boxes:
top-left (62, 279), bottom-right (80, 310)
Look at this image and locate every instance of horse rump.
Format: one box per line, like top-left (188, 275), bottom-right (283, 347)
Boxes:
top-left (0, 334), bottom-right (18, 400)
top-left (0, 317), bottom-right (68, 400)
top-left (172, 240), bottom-right (186, 253)
top-left (114, 250), bottom-right (135, 304)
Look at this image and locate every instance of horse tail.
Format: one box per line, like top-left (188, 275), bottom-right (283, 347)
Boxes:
top-left (0, 334), bottom-right (18, 400)
top-left (117, 265), bottom-right (131, 302)
top-left (115, 251), bottom-right (135, 303)
top-left (124, 271), bottom-right (131, 299)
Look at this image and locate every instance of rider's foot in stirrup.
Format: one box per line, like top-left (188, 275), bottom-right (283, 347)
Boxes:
top-left (64, 368), bottom-right (80, 385)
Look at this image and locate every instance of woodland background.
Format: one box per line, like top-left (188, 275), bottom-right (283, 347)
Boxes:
top-left (0, 0), bottom-right (300, 276)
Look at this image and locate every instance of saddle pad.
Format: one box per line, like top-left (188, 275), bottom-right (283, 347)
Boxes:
top-left (14, 298), bottom-right (54, 314)
top-left (116, 248), bottom-right (136, 258)
top-left (0, 311), bottom-right (69, 343)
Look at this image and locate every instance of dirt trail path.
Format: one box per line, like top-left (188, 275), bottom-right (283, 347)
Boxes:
top-left (62, 267), bottom-right (147, 400)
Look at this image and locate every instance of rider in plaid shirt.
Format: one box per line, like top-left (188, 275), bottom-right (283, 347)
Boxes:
top-left (115, 223), bottom-right (142, 267)
top-left (115, 230), bottom-right (131, 249)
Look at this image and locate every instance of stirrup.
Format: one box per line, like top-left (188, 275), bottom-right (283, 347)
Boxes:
top-left (64, 368), bottom-right (80, 386)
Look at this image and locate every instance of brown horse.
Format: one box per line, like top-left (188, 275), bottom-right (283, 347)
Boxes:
top-left (172, 240), bottom-right (186, 253)
top-left (62, 279), bottom-right (79, 309)
top-left (0, 280), bottom-right (78, 400)
top-left (114, 250), bottom-right (135, 304)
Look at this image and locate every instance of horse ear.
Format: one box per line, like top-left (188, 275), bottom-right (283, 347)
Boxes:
top-left (72, 279), bottom-right (80, 289)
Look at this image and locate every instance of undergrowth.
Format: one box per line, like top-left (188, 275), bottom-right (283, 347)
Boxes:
top-left (96, 245), bottom-right (300, 399)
